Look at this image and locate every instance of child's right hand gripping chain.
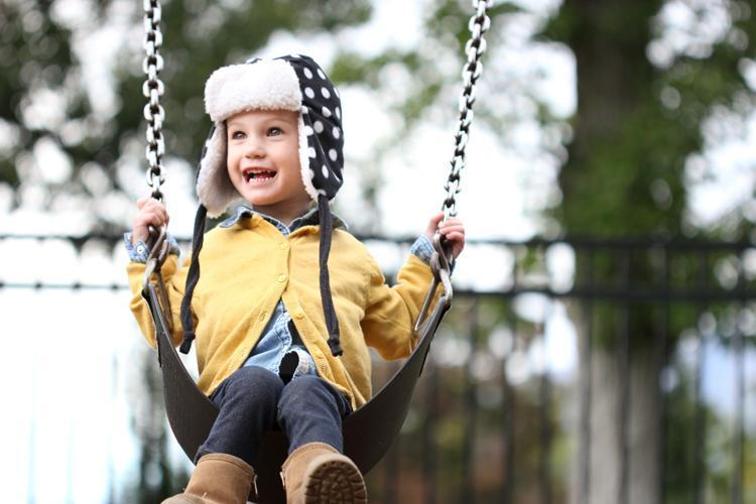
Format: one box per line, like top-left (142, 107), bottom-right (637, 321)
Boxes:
top-left (131, 196), bottom-right (170, 245)
top-left (425, 211), bottom-right (465, 259)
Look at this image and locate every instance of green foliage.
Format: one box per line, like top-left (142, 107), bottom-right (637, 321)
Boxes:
top-left (332, 1), bottom-right (521, 133)
top-left (0, 1), bottom-right (79, 187)
top-left (117, 0), bottom-right (373, 166)
top-left (0, 0), bottom-right (372, 230)
top-left (538, 0), bottom-right (755, 356)
top-left (544, 0), bottom-right (753, 239)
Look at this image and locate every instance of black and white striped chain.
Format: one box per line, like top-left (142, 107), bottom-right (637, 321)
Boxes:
top-left (142, 0), bottom-right (166, 201)
top-left (442, 0), bottom-right (492, 220)
top-left (141, 0), bottom-right (488, 210)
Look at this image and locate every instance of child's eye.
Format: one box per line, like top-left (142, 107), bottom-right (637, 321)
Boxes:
top-left (267, 127), bottom-right (283, 136)
top-left (230, 130), bottom-right (246, 140)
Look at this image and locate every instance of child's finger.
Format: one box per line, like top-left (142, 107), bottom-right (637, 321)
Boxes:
top-left (143, 201), bottom-right (169, 223)
top-left (437, 220), bottom-right (465, 258)
top-left (139, 197), bottom-right (165, 212)
top-left (429, 212), bottom-right (444, 228)
top-left (443, 229), bottom-right (464, 239)
top-left (439, 224), bottom-right (465, 237)
top-left (439, 217), bottom-right (463, 228)
top-left (139, 209), bottom-right (168, 228)
top-left (156, 208), bottom-right (169, 226)
top-left (447, 234), bottom-right (465, 257)
top-left (153, 203), bottom-right (169, 224)
top-left (136, 212), bottom-right (158, 229)
top-left (443, 233), bottom-right (465, 247)
top-left (439, 221), bottom-right (464, 230)
top-left (425, 211), bottom-right (445, 237)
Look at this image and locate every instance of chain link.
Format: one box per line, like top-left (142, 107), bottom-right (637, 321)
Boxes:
top-left (143, 0), bottom-right (166, 201)
top-left (442, 0), bottom-right (492, 220)
top-left (141, 0), bottom-right (486, 210)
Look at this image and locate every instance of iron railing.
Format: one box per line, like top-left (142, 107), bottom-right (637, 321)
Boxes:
top-left (1, 233), bottom-right (753, 503)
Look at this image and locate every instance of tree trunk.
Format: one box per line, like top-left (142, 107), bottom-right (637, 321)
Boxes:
top-left (571, 329), bottom-right (661, 504)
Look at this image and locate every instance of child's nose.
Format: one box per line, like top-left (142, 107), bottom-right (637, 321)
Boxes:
top-left (244, 141), bottom-right (266, 158)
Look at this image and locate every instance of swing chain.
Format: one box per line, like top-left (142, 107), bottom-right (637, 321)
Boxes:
top-left (143, 0), bottom-right (166, 201)
top-left (442, 0), bottom-right (492, 221)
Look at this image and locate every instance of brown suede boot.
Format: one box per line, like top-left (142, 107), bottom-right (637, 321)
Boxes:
top-left (281, 442), bottom-right (367, 504)
top-left (161, 453), bottom-right (255, 504)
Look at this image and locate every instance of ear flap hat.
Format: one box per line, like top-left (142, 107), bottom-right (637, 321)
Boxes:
top-left (179, 54), bottom-right (346, 357)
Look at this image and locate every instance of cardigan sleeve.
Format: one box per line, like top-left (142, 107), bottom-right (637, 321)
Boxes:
top-left (361, 254), bottom-right (437, 360)
top-left (126, 253), bottom-right (192, 349)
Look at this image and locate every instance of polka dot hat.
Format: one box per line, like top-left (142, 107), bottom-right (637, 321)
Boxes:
top-left (197, 54), bottom-right (344, 217)
top-left (181, 54), bottom-right (347, 357)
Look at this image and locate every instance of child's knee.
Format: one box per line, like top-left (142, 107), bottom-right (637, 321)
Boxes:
top-left (278, 376), bottom-right (331, 410)
top-left (225, 366), bottom-right (284, 401)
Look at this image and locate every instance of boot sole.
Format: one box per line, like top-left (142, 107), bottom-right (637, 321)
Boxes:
top-left (304, 458), bottom-right (368, 504)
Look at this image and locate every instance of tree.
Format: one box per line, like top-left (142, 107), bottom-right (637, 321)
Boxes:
top-left (0, 0), bottom-right (372, 234)
top-left (540, 1), bottom-right (754, 502)
top-left (0, 0), bottom-right (81, 187)
top-left (6, 0), bottom-right (751, 500)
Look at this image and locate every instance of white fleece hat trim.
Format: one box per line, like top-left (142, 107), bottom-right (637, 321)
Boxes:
top-left (198, 59), bottom-right (311, 216)
top-left (298, 112), bottom-right (320, 201)
top-left (196, 124), bottom-right (241, 217)
top-left (204, 60), bottom-right (302, 121)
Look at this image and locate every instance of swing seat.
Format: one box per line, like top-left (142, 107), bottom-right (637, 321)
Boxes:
top-left (144, 271), bottom-right (450, 503)
top-left (137, 0), bottom-right (489, 499)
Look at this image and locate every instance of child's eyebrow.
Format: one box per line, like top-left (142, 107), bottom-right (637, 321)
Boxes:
top-left (265, 114), bottom-right (297, 125)
top-left (227, 115), bottom-right (296, 130)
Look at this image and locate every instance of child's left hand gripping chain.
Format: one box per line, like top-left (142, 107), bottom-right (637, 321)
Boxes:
top-left (425, 211), bottom-right (466, 259)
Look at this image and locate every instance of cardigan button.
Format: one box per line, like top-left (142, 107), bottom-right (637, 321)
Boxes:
top-left (294, 311), bottom-right (304, 319)
top-left (277, 274), bottom-right (287, 283)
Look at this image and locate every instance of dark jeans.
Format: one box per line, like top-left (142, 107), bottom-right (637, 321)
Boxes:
top-left (196, 366), bottom-right (352, 467)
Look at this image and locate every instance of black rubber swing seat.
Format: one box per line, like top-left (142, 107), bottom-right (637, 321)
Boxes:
top-left (144, 273), bottom-right (450, 504)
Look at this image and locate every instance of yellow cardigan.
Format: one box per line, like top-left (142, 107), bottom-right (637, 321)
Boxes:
top-left (127, 214), bottom-right (434, 410)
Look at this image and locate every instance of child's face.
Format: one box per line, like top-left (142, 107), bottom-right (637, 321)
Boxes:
top-left (226, 109), bottom-right (311, 224)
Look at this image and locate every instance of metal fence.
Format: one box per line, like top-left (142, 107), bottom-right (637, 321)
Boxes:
top-left (367, 236), bottom-right (755, 504)
top-left (1, 233), bottom-right (754, 504)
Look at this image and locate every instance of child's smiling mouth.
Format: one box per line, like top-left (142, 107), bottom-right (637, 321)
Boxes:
top-left (243, 168), bottom-right (277, 183)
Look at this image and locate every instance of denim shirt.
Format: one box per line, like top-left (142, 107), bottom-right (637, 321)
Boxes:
top-left (124, 204), bottom-right (434, 379)
top-left (220, 206), bottom-right (325, 378)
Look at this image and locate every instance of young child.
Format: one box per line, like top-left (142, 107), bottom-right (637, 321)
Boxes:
top-left (125, 54), bottom-right (465, 504)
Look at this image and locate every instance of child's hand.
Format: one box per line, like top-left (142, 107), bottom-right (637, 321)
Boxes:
top-left (425, 212), bottom-right (465, 259)
top-left (132, 196), bottom-right (169, 245)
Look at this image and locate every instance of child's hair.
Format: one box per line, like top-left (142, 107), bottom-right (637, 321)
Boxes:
top-left (179, 54), bottom-right (346, 357)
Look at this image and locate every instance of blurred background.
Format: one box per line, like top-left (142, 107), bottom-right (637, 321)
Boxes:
top-left (1, 0), bottom-right (755, 502)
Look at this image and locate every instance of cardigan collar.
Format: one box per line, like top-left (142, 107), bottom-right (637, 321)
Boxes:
top-left (218, 204), bottom-right (347, 234)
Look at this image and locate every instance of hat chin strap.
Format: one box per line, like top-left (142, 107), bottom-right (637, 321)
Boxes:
top-left (179, 204), bottom-right (208, 354)
top-left (317, 194), bottom-right (342, 357)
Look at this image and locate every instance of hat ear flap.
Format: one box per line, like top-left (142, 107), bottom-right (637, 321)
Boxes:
top-left (196, 124), bottom-right (239, 218)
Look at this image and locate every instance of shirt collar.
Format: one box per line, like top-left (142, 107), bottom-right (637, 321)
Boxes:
top-left (218, 204), bottom-right (348, 234)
